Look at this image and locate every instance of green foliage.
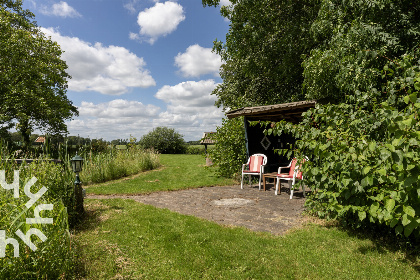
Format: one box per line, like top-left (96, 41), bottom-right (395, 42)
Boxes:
top-left (0, 145), bottom-right (160, 278)
top-left (303, 0), bottom-right (420, 103)
top-left (0, 160), bottom-right (76, 279)
top-left (138, 127), bottom-right (187, 154)
top-left (268, 49), bottom-right (420, 238)
top-left (0, 0), bottom-right (78, 148)
top-left (90, 138), bottom-right (109, 153)
top-left (80, 146), bottom-right (160, 185)
top-left (207, 117), bottom-right (247, 178)
top-left (210, 0), bottom-right (319, 108)
top-left (202, 0), bottom-right (320, 178)
top-left (185, 145), bottom-right (206, 155)
top-left (203, 0), bottom-right (320, 109)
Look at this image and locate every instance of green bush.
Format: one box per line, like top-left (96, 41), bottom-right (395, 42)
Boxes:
top-left (268, 50), bottom-right (420, 239)
top-left (185, 145), bottom-right (205, 155)
top-left (0, 145), bottom-right (160, 278)
top-left (0, 160), bottom-right (75, 279)
top-left (208, 117), bottom-right (247, 178)
top-left (138, 127), bottom-right (187, 154)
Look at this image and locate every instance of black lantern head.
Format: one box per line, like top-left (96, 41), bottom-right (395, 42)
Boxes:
top-left (70, 153), bottom-right (84, 173)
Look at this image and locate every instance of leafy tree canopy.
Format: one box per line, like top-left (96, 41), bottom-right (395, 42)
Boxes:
top-left (303, 0), bottom-right (420, 103)
top-left (203, 0), bottom-right (320, 110)
top-left (0, 0), bottom-right (78, 148)
top-left (138, 127), bottom-right (187, 154)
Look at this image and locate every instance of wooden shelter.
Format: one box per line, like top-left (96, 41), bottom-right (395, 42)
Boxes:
top-left (200, 132), bottom-right (216, 166)
top-left (226, 101), bottom-right (316, 172)
top-left (200, 132), bottom-right (216, 153)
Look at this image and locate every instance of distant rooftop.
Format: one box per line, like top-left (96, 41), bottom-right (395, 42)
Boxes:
top-left (200, 132), bottom-right (216, 145)
top-left (35, 136), bottom-right (46, 143)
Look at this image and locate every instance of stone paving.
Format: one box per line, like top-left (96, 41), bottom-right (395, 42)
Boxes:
top-left (87, 183), bottom-right (308, 235)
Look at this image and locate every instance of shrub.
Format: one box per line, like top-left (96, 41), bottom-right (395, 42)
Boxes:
top-left (208, 117), bottom-right (247, 178)
top-left (0, 159), bottom-right (76, 279)
top-left (185, 145), bottom-right (205, 155)
top-left (267, 50), bottom-right (420, 239)
top-left (138, 127), bottom-right (187, 154)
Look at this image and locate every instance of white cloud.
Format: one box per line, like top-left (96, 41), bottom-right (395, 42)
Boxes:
top-left (175, 44), bottom-right (222, 77)
top-left (79, 100), bottom-right (160, 118)
top-left (66, 81), bottom-right (224, 141)
top-left (67, 100), bottom-right (161, 140)
top-left (132, 1), bottom-right (185, 44)
top-left (123, 0), bottom-right (139, 13)
top-left (155, 80), bottom-right (218, 108)
top-left (41, 27), bottom-right (156, 95)
top-left (40, 1), bottom-right (81, 18)
top-left (220, 0), bottom-right (232, 6)
top-left (154, 80), bottom-right (224, 135)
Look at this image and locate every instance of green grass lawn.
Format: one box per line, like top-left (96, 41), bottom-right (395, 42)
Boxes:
top-left (74, 198), bottom-right (420, 279)
top-left (85, 154), bottom-right (235, 195)
top-left (74, 154), bottom-right (419, 279)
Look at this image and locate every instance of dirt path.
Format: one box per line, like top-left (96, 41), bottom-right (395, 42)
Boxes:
top-left (87, 183), bottom-right (308, 236)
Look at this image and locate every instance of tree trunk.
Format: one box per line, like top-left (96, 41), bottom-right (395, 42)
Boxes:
top-left (18, 118), bottom-right (31, 151)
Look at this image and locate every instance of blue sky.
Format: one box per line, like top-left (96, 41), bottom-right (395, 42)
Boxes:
top-left (22, 0), bottom-right (231, 141)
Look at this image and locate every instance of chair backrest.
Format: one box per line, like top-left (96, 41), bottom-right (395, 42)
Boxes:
top-left (248, 154), bottom-right (267, 172)
top-left (289, 158), bottom-right (305, 179)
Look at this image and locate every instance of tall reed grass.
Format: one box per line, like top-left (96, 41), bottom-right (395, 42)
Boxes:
top-left (0, 142), bottom-right (160, 279)
top-left (80, 146), bottom-right (160, 184)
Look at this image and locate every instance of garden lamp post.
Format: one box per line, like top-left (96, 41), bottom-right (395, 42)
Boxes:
top-left (70, 153), bottom-right (84, 215)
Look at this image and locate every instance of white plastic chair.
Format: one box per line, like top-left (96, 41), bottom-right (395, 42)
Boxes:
top-left (275, 157), bottom-right (306, 199)
top-left (241, 154), bottom-right (267, 190)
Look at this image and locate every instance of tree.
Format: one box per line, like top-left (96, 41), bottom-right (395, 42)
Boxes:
top-left (303, 0), bottom-right (420, 103)
top-left (111, 139), bottom-right (129, 145)
top-left (0, 0), bottom-right (78, 149)
top-left (139, 127), bottom-right (187, 154)
top-left (202, 0), bottom-right (319, 177)
top-left (203, 0), bottom-right (320, 110)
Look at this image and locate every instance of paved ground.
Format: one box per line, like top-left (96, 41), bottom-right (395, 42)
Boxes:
top-left (87, 183), bottom-right (308, 236)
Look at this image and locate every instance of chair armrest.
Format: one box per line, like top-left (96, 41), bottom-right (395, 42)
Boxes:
top-left (278, 166), bottom-right (290, 174)
top-left (242, 163), bottom-right (248, 171)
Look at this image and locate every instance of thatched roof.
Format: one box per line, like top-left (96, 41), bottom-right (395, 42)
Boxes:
top-left (226, 100), bottom-right (316, 123)
top-left (200, 132), bottom-right (216, 145)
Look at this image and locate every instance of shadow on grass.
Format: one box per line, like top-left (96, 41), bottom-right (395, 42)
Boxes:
top-left (71, 200), bottom-right (126, 279)
top-left (74, 201), bottom-right (125, 232)
top-left (327, 219), bottom-right (420, 273)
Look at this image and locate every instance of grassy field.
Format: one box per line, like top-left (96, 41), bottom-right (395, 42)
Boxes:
top-left (73, 198), bottom-right (420, 279)
top-left (73, 154), bottom-right (420, 279)
top-left (85, 154), bottom-right (235, 195)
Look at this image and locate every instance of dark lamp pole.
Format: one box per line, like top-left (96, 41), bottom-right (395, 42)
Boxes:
top-left (70, 153), bottom-right (84, 215)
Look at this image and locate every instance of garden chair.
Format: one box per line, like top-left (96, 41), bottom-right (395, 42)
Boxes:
top-left (275, 157), bottom-right (307, 199)
top-left (241, 153), bottom-right (267, 190)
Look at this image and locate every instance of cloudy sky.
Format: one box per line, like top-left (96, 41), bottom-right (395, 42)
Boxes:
top-left (22, 0), bottom-right (231, 141)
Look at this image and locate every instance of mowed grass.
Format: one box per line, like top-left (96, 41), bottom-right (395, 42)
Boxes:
top-left (85, 154), bottom-right (235, 195)
top-left (73, 198), bottom-right (420, 279)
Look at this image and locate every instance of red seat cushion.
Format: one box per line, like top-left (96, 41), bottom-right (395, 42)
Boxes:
top-left (248, 155), bottom-right (264, 172)
top-left (277, 174), bottom-right (293, 178)
top-left (278, 158), bottom-right (305, 180)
